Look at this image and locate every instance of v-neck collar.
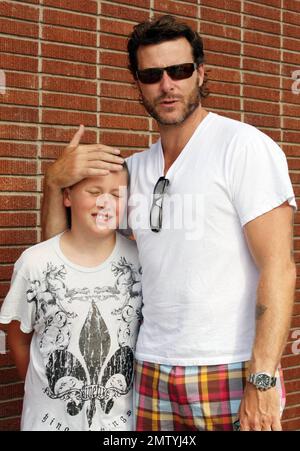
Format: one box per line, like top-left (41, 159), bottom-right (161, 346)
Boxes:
top-left (157, 112), bottom-right (213, 179)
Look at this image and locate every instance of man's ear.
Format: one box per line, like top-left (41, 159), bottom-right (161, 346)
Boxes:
top-left (197, 63), bottom-right (205, 87)
top-left (63, 188), bottom-right (72, 207)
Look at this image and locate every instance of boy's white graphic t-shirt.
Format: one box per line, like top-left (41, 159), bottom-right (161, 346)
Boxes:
top-left (127, 112), bottom-right (297, 366)
top-left (0, 233), bottom-right (142, 431)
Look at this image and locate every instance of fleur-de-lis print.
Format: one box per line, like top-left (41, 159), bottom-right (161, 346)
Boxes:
top-left (44, 302), bottom-right (134, 428)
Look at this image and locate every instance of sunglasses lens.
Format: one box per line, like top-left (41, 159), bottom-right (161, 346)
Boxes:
top-left (150, 177), bottom-right (170, 232)
top-left (150, 204), bottom-right (161, 232)
top-left (137, 63), bottom-right (196, 84)
top-left (167, 63), bottom-right (195, 80)
top-left (155, 178), bottom-right (169, 194)
top-left (137, 68), bottom-right (163, 84)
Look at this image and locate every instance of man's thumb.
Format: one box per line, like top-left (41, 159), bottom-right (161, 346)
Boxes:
top-left (69, 124), bottom-right (85, 148)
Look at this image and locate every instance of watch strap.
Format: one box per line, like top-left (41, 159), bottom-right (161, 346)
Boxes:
top-left (248, 372), bottom-right (277, 390)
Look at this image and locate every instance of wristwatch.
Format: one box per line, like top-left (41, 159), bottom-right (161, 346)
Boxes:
top-left (247, 372), bottom-right (277, 391)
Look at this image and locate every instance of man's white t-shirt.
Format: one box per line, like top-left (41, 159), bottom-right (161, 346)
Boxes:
top-left (126, 112), bottom-right (296, 366)
top-left (0, 233), bottom-right (142, 431)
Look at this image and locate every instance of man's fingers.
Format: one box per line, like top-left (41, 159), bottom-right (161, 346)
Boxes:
top-left (239, 418), bottom-right (249, 431)
top-left (67, 140), bottom-right (124, 164)
top-left (84, 160), bottom-right (124, 172)
top-left (82, 168), bottom-right (110, 177)
top-left (67, 126), bottom-right (123, 157)
top-left (91, 144), bottom-right (121, 155)
top-left (69, 124), bottom-right (85, 148)
top-left (240, 424), bottom-right (250, 431)
top-left (80, 144), bottom-right (122, 156)
top-left (86, 150), bottom-right (125, 165)
top-left (261, 424), bottom-right (272, 431)
top-left (271, 419), bottom-right (282, 431)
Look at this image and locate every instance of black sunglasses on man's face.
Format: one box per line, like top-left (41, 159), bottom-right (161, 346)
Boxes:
top-left (136, 62), bottom-right (197, 84)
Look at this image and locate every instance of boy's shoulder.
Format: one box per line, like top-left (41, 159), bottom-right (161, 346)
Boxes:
top-left (15, 234), bottom-right (59, 269)
top-left (116, 233), bottom-right (139, 262)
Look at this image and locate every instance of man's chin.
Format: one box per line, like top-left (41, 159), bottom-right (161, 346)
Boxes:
top-left (154, 104), bottom-right (200, 126)
top-left (157, 116), bottom-right (187, 126)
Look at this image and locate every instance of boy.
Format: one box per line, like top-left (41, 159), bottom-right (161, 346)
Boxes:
top-left (0, 165), bottom-right (142, 431)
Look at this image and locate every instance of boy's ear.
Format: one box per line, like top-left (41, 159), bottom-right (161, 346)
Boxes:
top-left (63, 188), bottom-right (72, 207)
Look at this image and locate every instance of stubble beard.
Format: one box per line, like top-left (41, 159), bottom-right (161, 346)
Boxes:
top-left (140, 79), bottom-right (202, 126)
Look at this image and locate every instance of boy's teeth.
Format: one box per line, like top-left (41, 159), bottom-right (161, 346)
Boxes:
top-left (97, 213), bottom-right (111, 220)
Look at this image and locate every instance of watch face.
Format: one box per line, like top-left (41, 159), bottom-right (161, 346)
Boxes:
top-left (256, 373), bottom-right (270, 389)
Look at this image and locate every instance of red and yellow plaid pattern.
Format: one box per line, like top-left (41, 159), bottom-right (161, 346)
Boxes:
top-left (134, 360), bottom-right (285, 431)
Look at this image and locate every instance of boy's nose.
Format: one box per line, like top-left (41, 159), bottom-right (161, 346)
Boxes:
top-left (96, 193), bottom-right (112, 209)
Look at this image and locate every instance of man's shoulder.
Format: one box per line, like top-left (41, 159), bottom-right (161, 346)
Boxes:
top-left (212, 112), bottom-right (261, 138)
top-left (126, 142), bottom-right (159, 169)
top-left (211, 113), bottom-right (282, 159)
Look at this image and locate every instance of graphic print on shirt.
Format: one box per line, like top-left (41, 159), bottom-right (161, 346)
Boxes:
top-left (26, 259), bottom-right (142, 429)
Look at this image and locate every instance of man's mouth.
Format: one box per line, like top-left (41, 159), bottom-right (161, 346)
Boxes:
top-left (160, 99), bottom-right (179, 106)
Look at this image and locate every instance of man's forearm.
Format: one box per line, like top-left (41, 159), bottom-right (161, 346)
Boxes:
top-left (41, 173), bottom-right (68, 241)
top-left (249, 263), bottom-right (296, 375)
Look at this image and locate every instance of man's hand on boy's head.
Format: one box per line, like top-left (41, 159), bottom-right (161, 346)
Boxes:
top-left (45, 125), bottom-right (125, 189)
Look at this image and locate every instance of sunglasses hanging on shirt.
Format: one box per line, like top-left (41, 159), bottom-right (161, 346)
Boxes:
top-left (150, 176), bottom-right (170, 232)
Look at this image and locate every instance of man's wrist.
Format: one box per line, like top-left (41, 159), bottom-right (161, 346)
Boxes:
top-left (45, 166), bottom-right (62, 191)
top-left (248, 358), bottom-right (278, 376)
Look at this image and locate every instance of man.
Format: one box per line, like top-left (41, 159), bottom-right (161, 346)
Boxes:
top-left (42, 15), bottom-right (296, 431)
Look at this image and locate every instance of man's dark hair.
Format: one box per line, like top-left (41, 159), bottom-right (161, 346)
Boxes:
top-left (127, 15), bottom-right (209, 98)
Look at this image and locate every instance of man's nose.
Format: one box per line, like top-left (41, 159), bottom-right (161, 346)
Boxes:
top-left (159, 70), bottom-right (175, 92)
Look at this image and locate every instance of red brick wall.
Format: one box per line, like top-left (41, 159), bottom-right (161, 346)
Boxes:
top-left (0, 0), bottom-right (300, 431)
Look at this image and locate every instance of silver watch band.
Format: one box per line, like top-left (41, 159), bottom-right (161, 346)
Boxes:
top-left (248, 372), bottom-right (277, 390)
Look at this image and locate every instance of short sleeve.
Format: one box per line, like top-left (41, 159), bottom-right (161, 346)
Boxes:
top-left (227, 130), bottom-right (297, 227)
top-left (0, 257), bottom-right (36, 333)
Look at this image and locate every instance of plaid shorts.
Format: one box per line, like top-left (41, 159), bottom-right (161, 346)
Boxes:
top-left (134, 360), bottom-right (286, 431)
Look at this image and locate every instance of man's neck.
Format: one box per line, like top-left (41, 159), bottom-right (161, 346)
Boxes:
top-left (159, 106), bottom-right (208, 174)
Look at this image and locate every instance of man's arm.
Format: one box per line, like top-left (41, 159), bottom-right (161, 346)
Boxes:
top-left (41, 125), bottom-right (125, 241)
top-left (7, 321), bottom-right (33, 380)
top-left (239, 201), bottom-right (296, 431)
top-left (41, 173), bottom-right (68, 241)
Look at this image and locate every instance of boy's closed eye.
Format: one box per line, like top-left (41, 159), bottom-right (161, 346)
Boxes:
top-left (87, 189), bottom-right (101, 195)
top-left (111, 192), bottom-right (123, 198)
top-left (87, 190), bottom-right (125, 197)
top-left (111, 189), bottom-right (127, 198)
